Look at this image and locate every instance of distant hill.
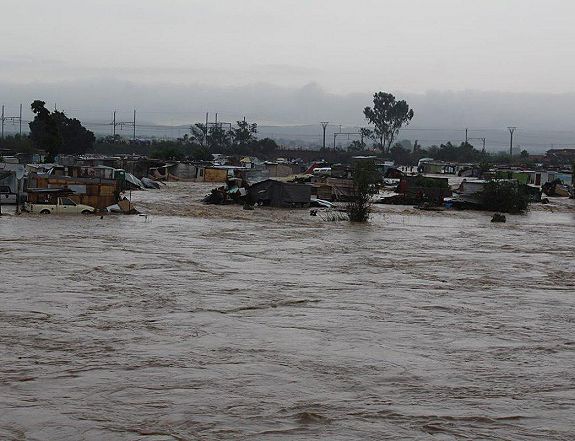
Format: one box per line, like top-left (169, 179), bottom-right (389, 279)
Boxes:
top-left (1, 80), bottom-right (574, 153)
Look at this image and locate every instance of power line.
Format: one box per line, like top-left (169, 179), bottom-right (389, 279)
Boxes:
top-left (111, 109), bottom-right (137, 140)
top-left (1, 104), bottom-right (23, 138)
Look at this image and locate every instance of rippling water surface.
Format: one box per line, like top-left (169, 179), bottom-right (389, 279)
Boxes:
top-left (1, 183), bottom-right (574, 440)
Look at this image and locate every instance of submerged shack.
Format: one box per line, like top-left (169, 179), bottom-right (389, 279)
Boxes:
top-left (27, 170), bottom-right (120, 210)
top-left (398, 175), bottom-right (451, 204)
top-left (248, 179), bottom-right (311, 207)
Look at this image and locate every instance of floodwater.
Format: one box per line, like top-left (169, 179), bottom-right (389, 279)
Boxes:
top-left (1, 183), bottom-right (574, 440)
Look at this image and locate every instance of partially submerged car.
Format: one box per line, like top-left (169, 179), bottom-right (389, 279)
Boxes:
top-left (25, 197), bottom-right (95, 214)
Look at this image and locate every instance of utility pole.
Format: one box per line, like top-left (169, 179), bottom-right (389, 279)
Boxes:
top-left (204, 114), bottom-right (232, 151)
top-left (465, 128), bottom-right (468, 144)
top-left (205, 112), bottom-right (209, 146)
top-left (320, 122), bottom-right (329, 149)
top-left (112, 110), bottom-right (137, 141)
top-left (469, 137), bottom-right (486, 153)
top-left (333, 131), bottom-right (363, 151)
top-left (507, 127), bottom-right (517, 158)
top-left (1, 105), bottom-right (23, 139)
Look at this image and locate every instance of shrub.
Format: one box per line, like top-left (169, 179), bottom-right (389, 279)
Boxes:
top-left (480, 180), bottom-right (529, 214)
top-left (347, 161), bottom-right (379, 222)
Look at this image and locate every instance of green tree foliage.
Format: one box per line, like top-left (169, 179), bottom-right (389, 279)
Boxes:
top-left (249, 137), bottom-right (278, 155)
top-left (150, 146), bottom-right (186, 161)
top-left (232, 119), bottom-right (257, 147)
top-left (347, 160), bottom-right (379, 222)
top-left (389, 143), bottom-right (412, 165)
top-left (520, 149), bottom-right (530, 159)
top-left (480, 180), bottom-right (529, 214)
top-left (29, 100), bottom-right (60, 160)
top-left (189, 123), bottom-right (232, 150)
top-left (208, 125), bottom-right (232, 151)
top-left (427, 142), bottom-right (488, 163)
top-left (347, 140), bottom-right (366, 152)
top-left (190, 146), bottom-right (212, 161)
top-left (52, 111), bottom-right (96, 153)
top-left (0, 134), bottom-right (35, 153)
top-left (363, 92), bottom-right (414, 153)
top-left (29, 100), bottom-right (95, 161)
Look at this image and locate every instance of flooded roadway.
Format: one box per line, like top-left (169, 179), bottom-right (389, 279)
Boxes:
top-left (1, 183), bottom-right (574, 440)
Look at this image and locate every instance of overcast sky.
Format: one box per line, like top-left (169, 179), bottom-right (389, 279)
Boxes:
top-left (2, 0), bottom-right (575, 150)
top-left (2, 0), bottom-right (575, 93)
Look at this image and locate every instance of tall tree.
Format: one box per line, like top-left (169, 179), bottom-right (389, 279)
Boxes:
top-left (208, 124), bottom-right (232, 151)
top-left (363, 92), bottom-right (414, 153)
top-left (29, 100), bottom-right (95, 161)
top-left (29, 100), bottom-right (60, 160)
top-left (52, 111), bottom-right (95, 154)
top-left (232, 119), bottom-right (257, 147)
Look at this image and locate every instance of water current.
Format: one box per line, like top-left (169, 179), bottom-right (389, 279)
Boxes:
top-left (1, 183), bottom-right (574, 440)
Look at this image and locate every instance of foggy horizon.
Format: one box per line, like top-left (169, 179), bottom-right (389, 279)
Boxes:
top-left (2, 79), bottom-right (575, 152)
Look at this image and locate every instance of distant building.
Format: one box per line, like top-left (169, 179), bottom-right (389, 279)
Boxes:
top-left (545, 149), bottom-right (575, 165)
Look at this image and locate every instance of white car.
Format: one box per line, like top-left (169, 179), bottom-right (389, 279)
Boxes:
top-left (25, 197), bottom-right (95, 214)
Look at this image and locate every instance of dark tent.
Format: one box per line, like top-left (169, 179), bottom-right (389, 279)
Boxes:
top-left (249, 179), bottom-right (311, 207)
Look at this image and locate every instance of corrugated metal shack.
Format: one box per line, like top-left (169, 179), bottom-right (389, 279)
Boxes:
top-left (249, 179), bottom-right (311, 207)
top-left (398, 175), bottom-right (451, 204)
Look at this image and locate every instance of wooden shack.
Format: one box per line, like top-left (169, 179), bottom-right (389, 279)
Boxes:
top-left (326, 177), bottom-right (355, 201)
top-left (204, 167), bottom-right (230, 182)
top-left (27, 173), bottom-right (120, 210)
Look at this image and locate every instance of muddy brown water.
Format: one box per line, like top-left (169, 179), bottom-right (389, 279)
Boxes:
top-left (1, 183), bottom-right (574, 440)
